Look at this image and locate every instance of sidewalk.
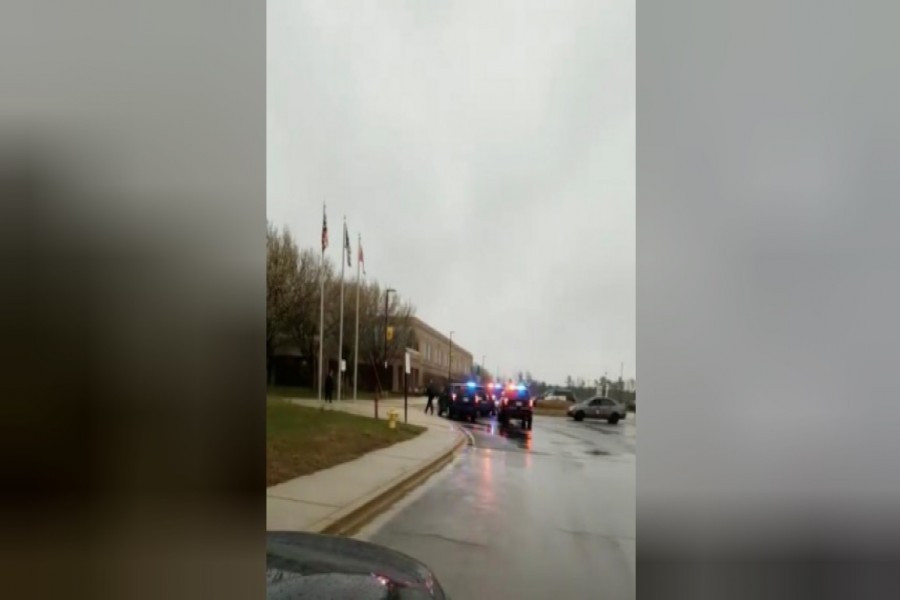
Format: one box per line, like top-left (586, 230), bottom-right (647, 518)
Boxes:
top-left (266, 396), bottom-right (463, 535)
top-left (292, 395), bottom-right (431, 420)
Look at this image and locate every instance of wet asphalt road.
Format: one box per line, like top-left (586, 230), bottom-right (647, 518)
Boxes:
top-left (357, 413), bottom-right (636, 599)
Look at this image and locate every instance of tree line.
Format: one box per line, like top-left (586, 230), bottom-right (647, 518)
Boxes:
top-left (267, 223), bottom-right (416, 390)
top-left (527, 374), bottom-right (636, 408)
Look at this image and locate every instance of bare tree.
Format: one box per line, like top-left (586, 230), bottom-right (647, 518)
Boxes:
top-left (266, 225), bottom-right (419, 391)
top-left (266, 223), bottom-right (300, 382)
top-left (281, 247), bottom-right (335, 392)
top-left (384, 293), bottom-right (416, 366)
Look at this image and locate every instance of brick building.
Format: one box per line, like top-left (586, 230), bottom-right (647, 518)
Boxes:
top-left (268, 315), bottom-right (474, 394)
top-left (385, 316), bottom-right (473, 392)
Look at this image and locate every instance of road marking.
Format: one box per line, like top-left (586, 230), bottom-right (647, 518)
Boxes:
top-left (353, 446), bottom-right (462, 542)
top-left (266, 495), bottom-right (341, 508)
top-left (456, 425), bottom-right (477, 447)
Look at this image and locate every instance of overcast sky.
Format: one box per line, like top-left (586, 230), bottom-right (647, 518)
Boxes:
top-left (268, 0), bottom-right (634, 385)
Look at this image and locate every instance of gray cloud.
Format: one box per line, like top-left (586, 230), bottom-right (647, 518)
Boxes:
top-left (268, 0), bottom-right (634, 384)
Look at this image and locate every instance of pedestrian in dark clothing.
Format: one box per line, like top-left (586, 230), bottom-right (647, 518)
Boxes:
top-left (425, 379), bottom-right (435, 415)
top-left (324, 371), bottom-right (335, 403)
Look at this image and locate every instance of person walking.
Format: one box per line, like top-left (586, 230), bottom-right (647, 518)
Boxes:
top-left (425, 379), bottom-right (436, 415)
top-left (324, 371), bottom-right (335, 403)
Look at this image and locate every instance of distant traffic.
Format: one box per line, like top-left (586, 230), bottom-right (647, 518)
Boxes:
top-left (436, 379), bottom-right (627, 429)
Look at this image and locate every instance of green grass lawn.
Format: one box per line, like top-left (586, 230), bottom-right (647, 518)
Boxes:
top-left (533, 399), bottom-right (571, 417)
top-left (267, 398), bottom-right (425, 486)
top-left (267, 385), bottom-right (316, 399)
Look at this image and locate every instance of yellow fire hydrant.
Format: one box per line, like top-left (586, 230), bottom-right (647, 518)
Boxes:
top-left (387, 408), bottom-right (399, 430)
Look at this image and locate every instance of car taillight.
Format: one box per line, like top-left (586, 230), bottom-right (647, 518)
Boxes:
top-left (503, 398), bottom-right (508, 405)
top-left (451, 393), bottom-right (456, 400)
top-left (529, 399), bottom-right (534, 408)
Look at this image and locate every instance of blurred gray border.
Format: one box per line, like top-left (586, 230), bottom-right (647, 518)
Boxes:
top-left (638, 0), bottom-right (900, 596)
top-left (1, 2), bottom-right (265, 598)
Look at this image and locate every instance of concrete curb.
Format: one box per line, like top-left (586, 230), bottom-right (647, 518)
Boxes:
top-left (318, 429), bottom-right (468, 538)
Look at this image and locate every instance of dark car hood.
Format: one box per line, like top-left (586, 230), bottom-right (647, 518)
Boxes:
top-left (267, 531), bottom-right (447, 599)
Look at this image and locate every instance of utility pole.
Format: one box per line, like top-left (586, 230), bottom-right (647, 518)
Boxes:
top-left (380, 287), bottom-right (395, 419)
top-left (352, 232), bottom-right (363, 401)
top-left (318, 203), bottom-right (327, 409)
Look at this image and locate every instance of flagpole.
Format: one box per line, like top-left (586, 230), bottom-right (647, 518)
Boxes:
top-left (318, 203), bottom-right (326, 408)
top-left (337, 217), bottom-right (347, 402)
top-left (353, 232), bottom-right (362, 401)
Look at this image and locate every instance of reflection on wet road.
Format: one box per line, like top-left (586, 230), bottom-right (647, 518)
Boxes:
top-left (357, 415), bottom-right (636, 599)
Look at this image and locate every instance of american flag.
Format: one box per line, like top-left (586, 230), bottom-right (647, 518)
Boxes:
top-left (321, 206), bottom-right (328, 252)
top-left (343, 221), bottom-right (351, 267)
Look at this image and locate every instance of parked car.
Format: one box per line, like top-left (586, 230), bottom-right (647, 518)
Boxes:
top-left (537, 389), bottom-right (578, 404)
top-left (498, 383), bottom-right (534, 430)
top-left (268, 531), bottom-right (448, 599)
top-left (567, 396), bottom-right (627, 424)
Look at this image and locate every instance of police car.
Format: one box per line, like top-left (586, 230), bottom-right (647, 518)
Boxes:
top-left (497, 383), bottom-right (534, 430)
top-left (440, 381), bottom-right (490, 422)
top-left (485, 382), bottom-right (502, 414)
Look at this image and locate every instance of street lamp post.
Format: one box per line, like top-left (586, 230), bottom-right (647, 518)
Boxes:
top-left (382, 289), bottom-right (396, 406)
top-left (448, 331), bottom-right (454, 385)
